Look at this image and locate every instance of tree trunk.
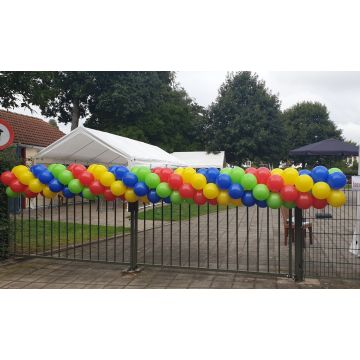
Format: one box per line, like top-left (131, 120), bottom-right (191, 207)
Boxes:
top-left (71, 98), bottom-right (80, 130)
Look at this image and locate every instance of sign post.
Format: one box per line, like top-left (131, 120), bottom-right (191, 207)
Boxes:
top-left (350, 147), bottom-right (360, 257)
top-left (0, 118), bottom-right (15, 150)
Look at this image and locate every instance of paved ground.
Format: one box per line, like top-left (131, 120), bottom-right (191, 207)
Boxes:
top-left (0, 257), bottom-right (359, 289)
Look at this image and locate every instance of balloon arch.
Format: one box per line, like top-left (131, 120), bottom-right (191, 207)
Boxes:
top-left (0, 163), bottom-right (347, 209)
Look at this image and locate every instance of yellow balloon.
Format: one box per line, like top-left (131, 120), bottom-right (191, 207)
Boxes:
top-left (110, 180), bottom-right (126, 196)
top-left (42, 186), bottom-right (57, 199)
top-left (182, 167), bottom-right (196, 183)
top-left (174, 167), bottom-right (184, 176)
top-left (100, 171), bottom-right (115, 187)
top-left (271, 168), bottom-right (284, 178)
top-left (191, 173), bottom-right (207, 190)
top-left (295, 174), bottom-right (314, 192)
top-left (203, 183), bottom-right (220, 199)
top-left (87, 164), bottom-right (97, 173)
top-left (312, 182), bottom-right (331, 200)
top-left (327, 190), bottom-right (346, 207)
top-left (93, 165), bottom-right (107, 179)
top-left (125, 188), bottom-right (138, 203)
top-left (217, 191), bottom-right (230, 206)
top-left (139, 195), bottom-right (149, 204)
top-left (230, 198), bottom-right (243, 206)
top-left (283, 168), bottom-right (299, 185)
top-left (28, 179), bottom-right (44, 193)
top-left (12, 165), bottom-right (28, 177)
top-left (18, 171), bottom-right (35, 185)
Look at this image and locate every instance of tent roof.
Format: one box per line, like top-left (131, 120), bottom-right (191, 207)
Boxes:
top-left (171, 151), bottom-right (225, 168)
top-left (36, 126), bottom-right (186, 167)
top-left (289, 138), bottom-right (359, 156)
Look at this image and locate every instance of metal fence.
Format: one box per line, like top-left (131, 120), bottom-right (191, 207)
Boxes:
top-left (4, 188), bottom-right (360, 281)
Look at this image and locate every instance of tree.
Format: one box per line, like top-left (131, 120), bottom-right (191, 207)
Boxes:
top-left (282, 101), bottom-right (343, 151)
top-left (0, 71), bottom-right (96, 130)
top-left (203, 71), bottom-right (286, 166)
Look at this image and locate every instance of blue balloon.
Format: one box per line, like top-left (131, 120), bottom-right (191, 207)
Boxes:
top-left (38, 170), bottom-right (54, 184)
top-left (299, 169), bottom-right (312, 176)
top-left (63, 187), bottom-right (75, 198)
top-left (133, 182), bottom-right (149, 196)
top-left (108, 165), bottom-right (118, 174)
top-left (242, 191), bottom-right (256, 207)
top-left (255, 199), bottom-right (267, 208)
top-left (206, 167), bottom-right (220, 183)
top-left (216, 173), bottom-right (232, 190)
top-left (163, 196), bottom-right (171, 204)
top-left (122, 172), bottom-right (138, 187)
top-left (311, 166), bottom-right (329, 182)
top-left (48, 179), bottom-right (64, 192)
top-left (147, 189), bottom-right (161, 204)
top-left (31, 164), bottom-right (47, 177)
top-left (327, 172), bottom-right (347, 189)
top-left (115, 166), bottom-right (129, 180)
top-left (197, 168), bottom-right (207, 176)
top-left (228, 183), bottom-right (244, 199)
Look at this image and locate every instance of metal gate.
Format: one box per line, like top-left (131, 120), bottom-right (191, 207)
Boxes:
top-left (5, 189), bottom-right (360, 281)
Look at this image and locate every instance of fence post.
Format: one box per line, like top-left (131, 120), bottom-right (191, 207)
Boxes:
top-left (126, 201), bottom-right (141, 272)
top-left (294, 207), bottom-right (304, 281)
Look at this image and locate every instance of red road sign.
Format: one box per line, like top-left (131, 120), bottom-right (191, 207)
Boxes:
top-left (0, 118), bottom-right (15, 150)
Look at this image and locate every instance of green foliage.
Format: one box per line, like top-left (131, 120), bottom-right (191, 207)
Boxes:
top-left (203, 71), bottom-right (286, 166)
top-left (283, 101), bottom-right (343, 152)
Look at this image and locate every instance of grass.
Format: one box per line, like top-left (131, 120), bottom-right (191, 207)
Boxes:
top-left (137, 203), bottom-right (234, 221)
top-left (14, 219), bottom-right (129, 253)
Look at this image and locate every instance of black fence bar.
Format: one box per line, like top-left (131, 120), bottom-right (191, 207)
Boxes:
top-left (127, 201), bottom-right (139, 271)
top-left (294, 208), bottom-right (304, 281)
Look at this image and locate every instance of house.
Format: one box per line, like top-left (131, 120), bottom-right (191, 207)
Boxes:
top-left (0, 109), bottom-right (65, 166)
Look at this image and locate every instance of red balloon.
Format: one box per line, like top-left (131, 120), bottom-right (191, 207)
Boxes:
top-left (0, 171), bottom-right (16, 186)
top-left (24, 188), bottom-right (37, 198)
top-left (89, 180), bottom-right (106, 195)
top-left (245, 167), bottom-right (257, 175)
top-left (256, 167), bottom-right (271, 184)
top-left (10, 179), bottom-right (27, 193)
top-left (159, 168), bottom-right (173, 182)
top-left (67, 163), bottom-right (76, 171)
top-left (72, 164), bottom-right (87, 177)
top-left (179, 183), bottom-right (195, 199)
top-left (78, 171), bottom-right (95, 186)
top-left (193, 190), bottom-right (207, 205)
top-left (152, 168), bottom-right (162, 176)
top-left (267, 175), bottom-right (284, 192)
top-left (119, 194), bottom-right (126, 201)
top-left (280, 185), bottom-right (299, 202)
top-left (168, 173), bottom-right (183, 190)
top-left (296, 192), bottom-right (313, 209)
top-left (207, 198), bottom-right (218, 205)
top-left (103, 188), bottom-right (116, 201)
top-left (312, 197), bottom-right (327, 209)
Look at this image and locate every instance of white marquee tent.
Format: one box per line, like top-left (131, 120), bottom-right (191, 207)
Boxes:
top-left (171, 151), bottom-right (225, 169)
top-left (36, 126), bottom-right (186, 168)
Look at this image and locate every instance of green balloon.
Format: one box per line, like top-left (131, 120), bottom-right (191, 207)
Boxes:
top-left (328, 167), bottom-right (343, 174)
top-left (230, 167), bottom-right (245, 184)
top-left (283, 201), bottom-right (296, 209)
top-left (170, 191), bottom-right (182, 204)
top-left (52, 164), bottom-right (66, 178)
top-left (47, 164), bottom-right (57, 172)
top-left (130, 166), bottom-right (140, 175)
top-left (82, 187), bottom-right (97, 200)
top-left (241, 173), bottom-right (257, 190)
top-left (137, 166), bottom-right (151, 182)
top-left (145, 173), bottom-right (160, 189)
top-left (220, 168), bottom-right (232, 175)
top-left (68, 179), bottom-right (84, 194)
top-left (253, 184), bottom-right (270, 201)
top-left (6, 187), bottom-right (19, 198)
top-left (156, 182), bottom-right (172, 198)
top-left (58, 170), bottom-right (74, 185)
top-left (267, 193), bottom-right (283, 209)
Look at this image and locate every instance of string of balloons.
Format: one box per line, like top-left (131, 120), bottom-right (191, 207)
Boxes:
top-left (0, 163), bottom-right (347, 209)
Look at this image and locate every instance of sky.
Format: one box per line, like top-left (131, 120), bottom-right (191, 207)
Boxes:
top-left (176, 71), bottom-right (360, 144)
top-left (10, 71), bottom-right (360, 144)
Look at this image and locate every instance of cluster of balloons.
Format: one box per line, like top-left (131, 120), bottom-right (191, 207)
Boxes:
top-left (0, 164), bottom-right (347, 209)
